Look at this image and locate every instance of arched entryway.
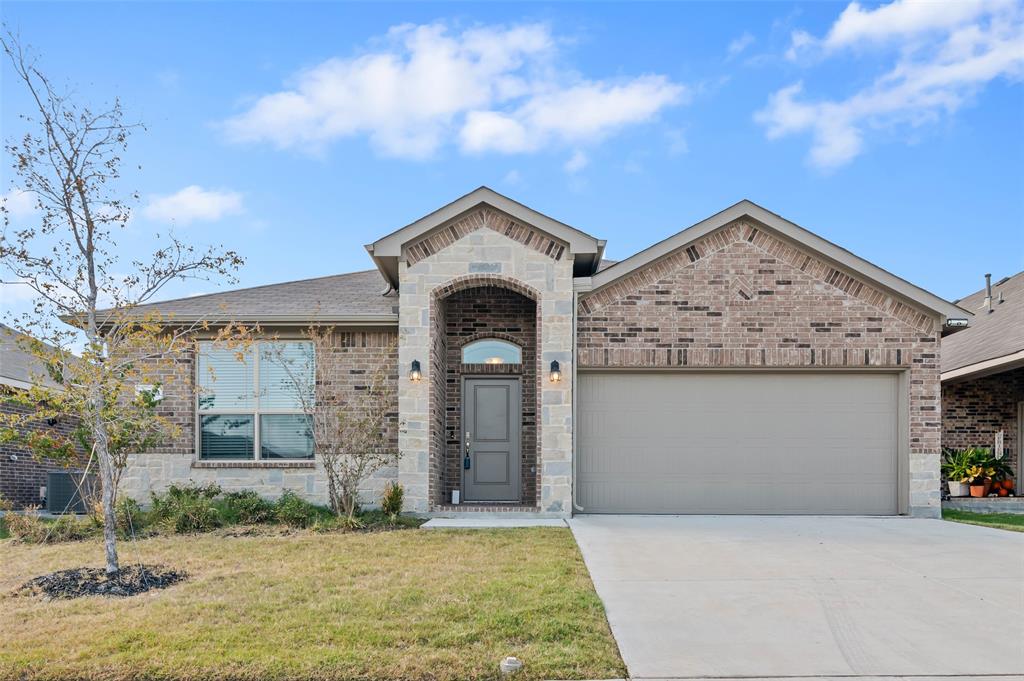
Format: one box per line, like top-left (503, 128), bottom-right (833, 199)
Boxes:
top-left (429, 276), bottom-right (541, 508)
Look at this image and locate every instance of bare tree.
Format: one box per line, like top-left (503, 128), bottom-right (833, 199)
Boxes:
top-left (0, 33), bottom-right (244, 573)
top-left (262, 328), bottom-right (399, 524)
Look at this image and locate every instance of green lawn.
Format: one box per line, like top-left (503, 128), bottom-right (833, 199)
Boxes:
top-left (943, 509), bottom-right (1024, 533)
top-left (1, 527), bottom-right (624, 681)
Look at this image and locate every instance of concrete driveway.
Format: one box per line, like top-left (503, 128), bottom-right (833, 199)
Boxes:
top-left (570, 516), bottom-right (1024, 679)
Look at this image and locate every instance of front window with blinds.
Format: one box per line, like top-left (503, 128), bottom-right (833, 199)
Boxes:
top-left (197, 341), bottom-right (314, 460)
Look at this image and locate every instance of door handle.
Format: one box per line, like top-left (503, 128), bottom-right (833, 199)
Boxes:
top-left (464, 432), bottom-right (471, 469)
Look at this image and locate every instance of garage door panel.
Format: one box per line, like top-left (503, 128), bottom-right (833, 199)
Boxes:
top-left (577, 372), bottom-right (899, 515)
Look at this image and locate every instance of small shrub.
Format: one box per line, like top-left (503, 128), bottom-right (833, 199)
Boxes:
top-left (274, 491), bottom-right (321, 528)
top-left (221, 490), bottom-right (274, 525)
top-left (4, 508), bottom-right (49, 543)
top-left (380, 482), bottom-right (404, 522)
top-left (5, 508), bottom-right (94, 543)
top-left (150, 483), bottom-right (222, 534)
top-left (0, 493), bottom-right (13, 512)
top-left (336, 514), bottom-right (366, 530)
top-left (116, 497), bottom-right (145, 534)
top-left (47, 514), bottom-right (95, 542)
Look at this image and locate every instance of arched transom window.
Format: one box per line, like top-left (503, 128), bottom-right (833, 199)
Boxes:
top-left (462, 338), bottom-right (522, 365)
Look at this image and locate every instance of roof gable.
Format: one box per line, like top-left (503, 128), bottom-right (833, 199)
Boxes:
top-left (588, 200), bottom-right (967, 323)
top-left (366, 186), bottom-right (604, 287)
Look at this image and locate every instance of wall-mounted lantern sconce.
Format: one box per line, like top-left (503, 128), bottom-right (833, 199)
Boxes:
top-left (549, 360), bottom-right (561, 383)
top-left (409, 360), bottom-right (422, 382)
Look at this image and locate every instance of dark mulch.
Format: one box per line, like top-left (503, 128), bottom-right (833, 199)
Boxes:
top-left (18, 564), bottom-right (187, 600)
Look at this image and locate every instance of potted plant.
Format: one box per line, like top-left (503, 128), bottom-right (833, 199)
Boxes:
top-left (941, 449), bottom-right (974, 497)
top-left (961, 447), bottom-right (998, 497)
top-left (990, 458), bottom-right (1014, 496)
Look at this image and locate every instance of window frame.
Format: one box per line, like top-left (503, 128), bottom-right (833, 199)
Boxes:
top-left (195, 340), bottom-right (315, 461)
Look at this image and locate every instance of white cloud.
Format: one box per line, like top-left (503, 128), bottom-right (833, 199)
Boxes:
top-left (823, 0), bottom-right (1012, 50)
top-left (1, 189), bottom-right (38, 219)
top-left (761, 0), bottom-right (1024, 169)
top-left (727, 32), bottom-right (756, 57)
top-left (563, 150), bottom-right (588, 174)
top-left (143, 186), bottom-right (243, 225)
top-left (462, 76), bottom-right (686, 154)
top-left (224, 22), bottom-right (686, 159)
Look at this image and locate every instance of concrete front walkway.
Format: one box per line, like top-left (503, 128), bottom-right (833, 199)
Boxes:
top-left (570, 516), bottom-right (1024, 679)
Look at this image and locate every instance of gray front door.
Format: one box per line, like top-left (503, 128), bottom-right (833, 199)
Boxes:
top-left (463, 377), bottom-right (521, 502)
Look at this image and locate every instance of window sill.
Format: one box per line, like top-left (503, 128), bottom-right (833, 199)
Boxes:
top-left (191, 461), bottom-right (315, 470)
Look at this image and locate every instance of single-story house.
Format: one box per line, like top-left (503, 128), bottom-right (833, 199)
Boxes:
top-left (114, 187), bottom-right (970, 518)
top-left (941, 271), bottom-right (1023, 485)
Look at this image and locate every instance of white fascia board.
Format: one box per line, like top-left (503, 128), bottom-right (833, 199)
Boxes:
top-left (941, 349), bottom-right (1024, 383)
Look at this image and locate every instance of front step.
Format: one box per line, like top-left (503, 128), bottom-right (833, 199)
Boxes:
top-left (421, 517), bottom-right (567, 528)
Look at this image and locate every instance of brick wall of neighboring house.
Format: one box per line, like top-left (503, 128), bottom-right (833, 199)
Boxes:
top-left (441, 286), bottom-right (538, 506)
top-left (118, 330), bottom-right (398, 506)
top-left (577, 218), bottom-right (944, 516)
top-left (942, 367), bottom-right (1024, 477)
top-left (0, 399), bottom-right (87, 510)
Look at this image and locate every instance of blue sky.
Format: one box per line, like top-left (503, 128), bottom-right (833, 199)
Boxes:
top-left (2, 0), bottom-right (1022, 319)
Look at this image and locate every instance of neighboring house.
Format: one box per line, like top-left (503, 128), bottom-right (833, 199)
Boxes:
top-left (0, 324), bottom-right (85, 510)
top-left (941, 271), bottom-right (1024, 482)
top-left (111, 188), bottom-right (968, 518)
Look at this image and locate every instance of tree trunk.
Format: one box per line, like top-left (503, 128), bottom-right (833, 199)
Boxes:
top-left (90, 406), bottom-right (119, 574)
top-left (327, 471), bottom-right (342, 517)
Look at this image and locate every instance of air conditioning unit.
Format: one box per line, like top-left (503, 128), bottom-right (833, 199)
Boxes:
top-left (46, 471), bottom-right (97, 514)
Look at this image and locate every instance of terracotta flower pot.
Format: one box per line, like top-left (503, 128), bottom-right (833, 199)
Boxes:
top-left (969, 484), bottom-right (987, 498)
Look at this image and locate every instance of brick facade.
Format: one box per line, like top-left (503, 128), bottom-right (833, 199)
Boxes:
top-left (942, 367), bottom-right (1023, 477)
top-left (118, 330), bottom-right (398, 506)
top-left (578, 218), bottom-right (944, 516)
top-left (0, 399), bottom-right (87, 510)
top-left (441, 286), bottom-right (539, 506)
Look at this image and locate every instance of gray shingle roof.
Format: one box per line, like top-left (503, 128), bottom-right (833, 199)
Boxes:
top-left (109, 269), bottom-right (398, 323)
top-left (1, 324), bottom-right (61, 389)
top-left (942, 271), bottom-right (1024, 373)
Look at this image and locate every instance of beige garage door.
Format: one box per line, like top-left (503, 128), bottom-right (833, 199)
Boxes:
top-left (577, 372), bottom-right (899, 515)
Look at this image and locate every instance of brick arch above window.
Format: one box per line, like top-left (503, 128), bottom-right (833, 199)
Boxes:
top-left (431, 273), bottom-right (542, 304)
top-left (457, 331), bottom-right (525, 349)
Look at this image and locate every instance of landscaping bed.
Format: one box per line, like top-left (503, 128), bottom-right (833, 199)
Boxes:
top-left (18, 564), bottom-right (186, 599)
top-left (1, 527), bottom-right (625, 681)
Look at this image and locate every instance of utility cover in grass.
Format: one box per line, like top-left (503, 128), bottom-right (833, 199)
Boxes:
top-left (18, 565), bottom-right (186, 599)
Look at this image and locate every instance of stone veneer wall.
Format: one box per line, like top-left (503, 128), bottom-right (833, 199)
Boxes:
top-left (942, 367), bottom-right (1023, 477)
top-left (578, 219), bottom-right (944, 517)
top-left (118, 330), bottom-right (398, 506)
top-left (398, 207), bottom-right (574, 515)
top-left (442, 287), bottom-right (538, 505)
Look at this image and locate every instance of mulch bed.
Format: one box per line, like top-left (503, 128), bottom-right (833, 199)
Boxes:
top-left (18, 564), bottom-right (186, 600)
